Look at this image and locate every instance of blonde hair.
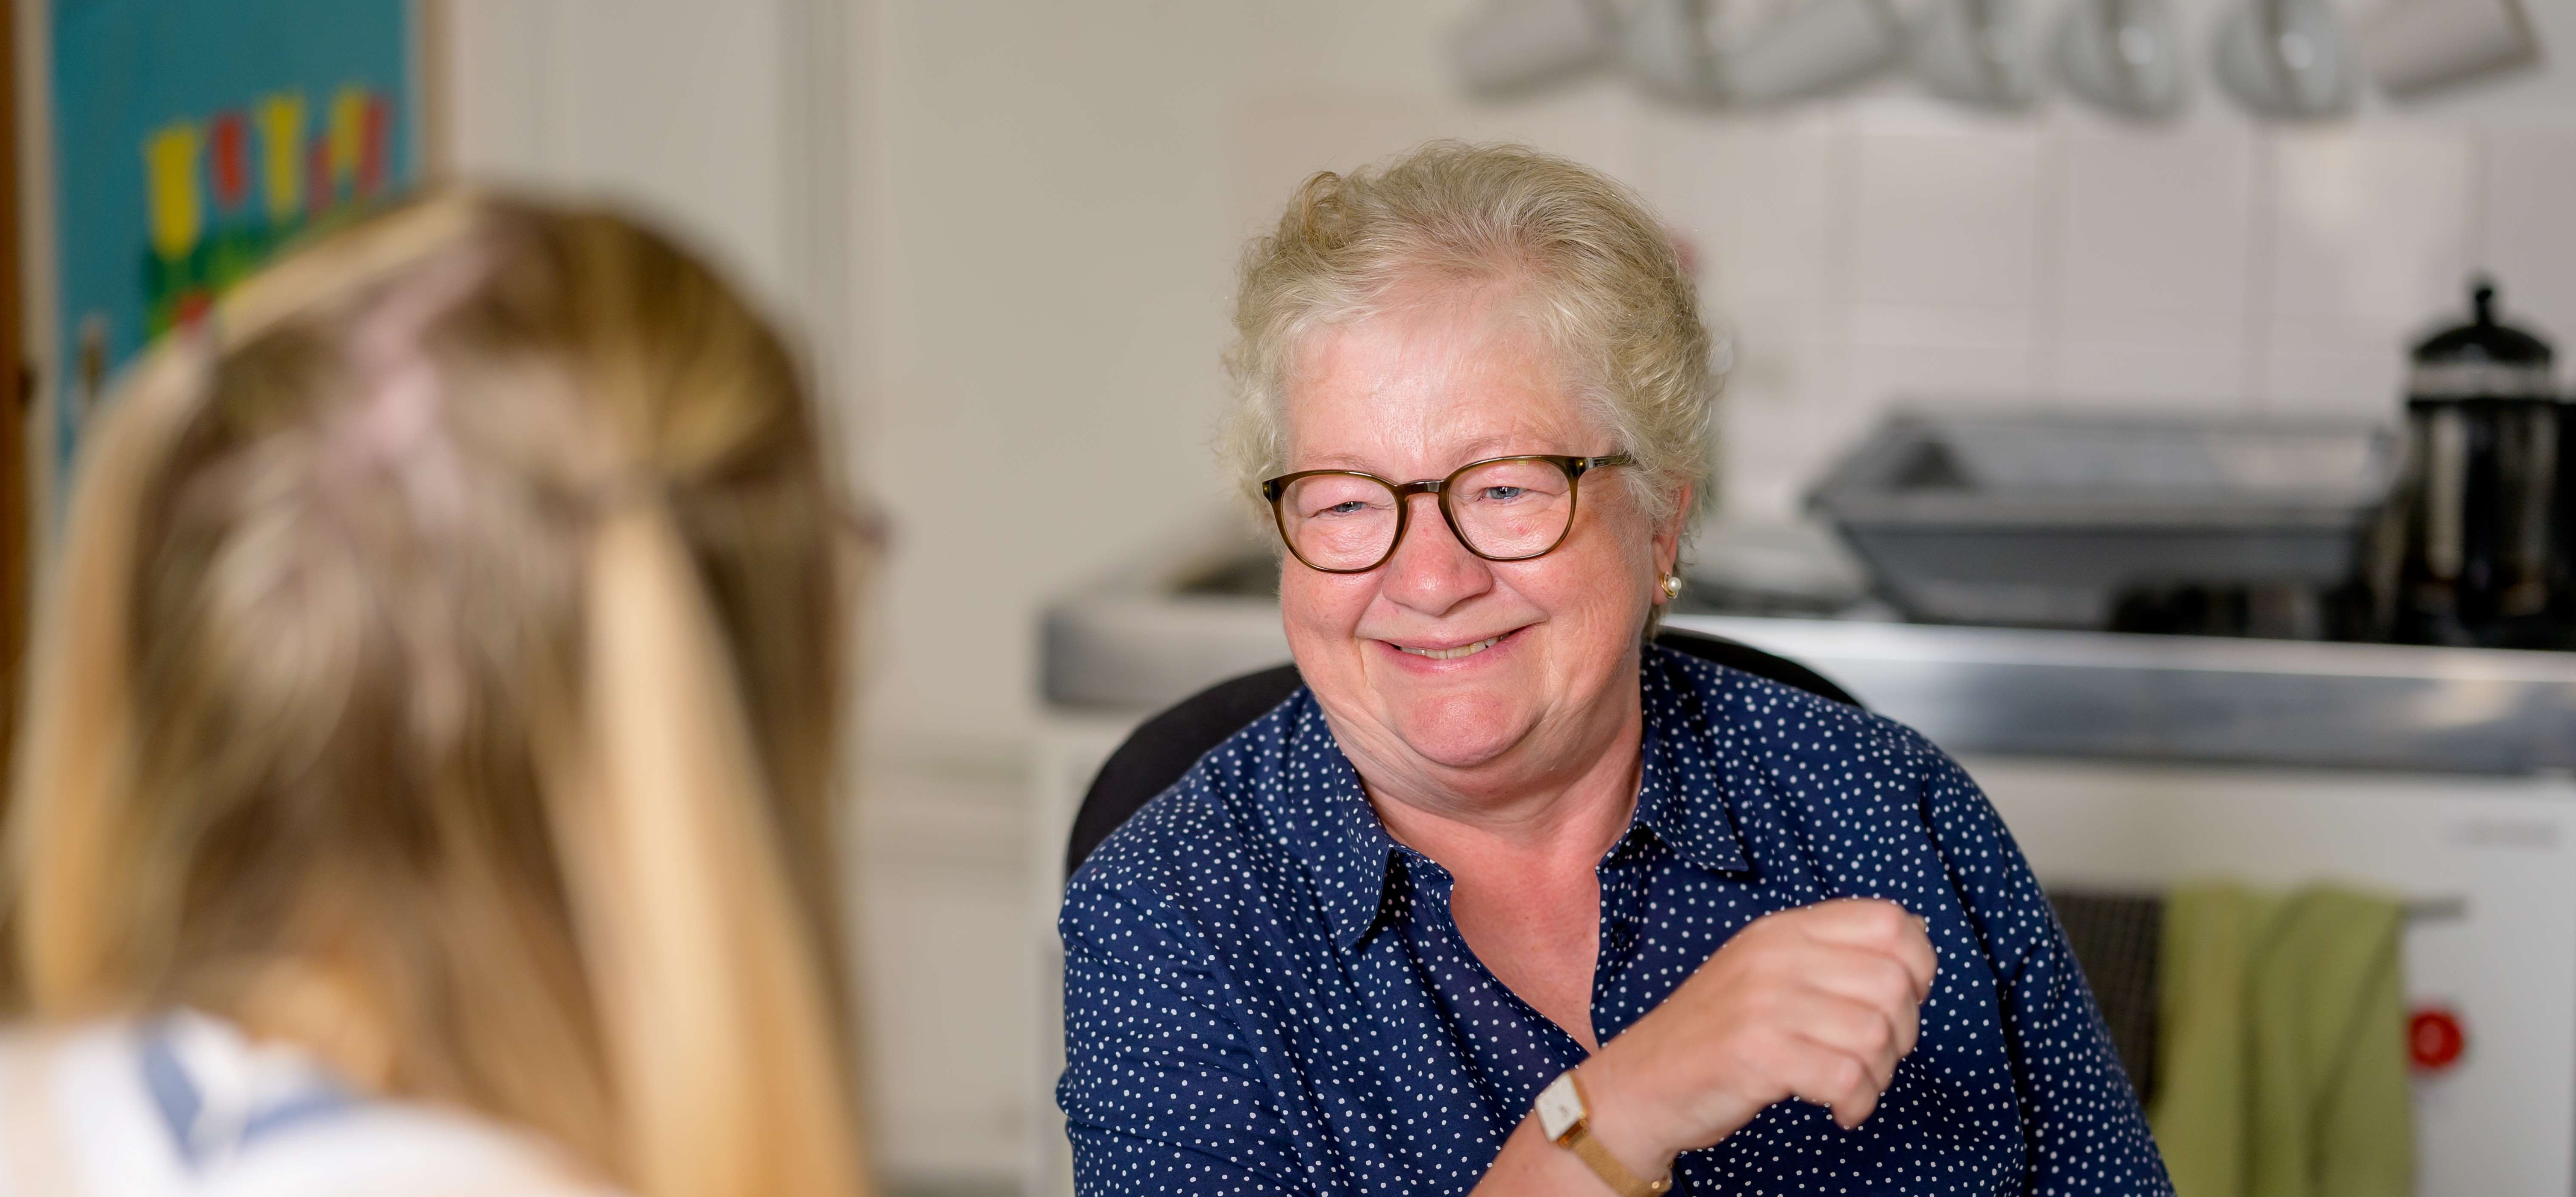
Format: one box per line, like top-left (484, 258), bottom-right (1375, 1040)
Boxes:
top-left (1221, 141), bottom-right (1719, 532)
top-left (6, 194), bottom-right (867, 1196)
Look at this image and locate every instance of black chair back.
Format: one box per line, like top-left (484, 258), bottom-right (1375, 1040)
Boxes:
top-left (1065, 629), bottom-right (1860, 876)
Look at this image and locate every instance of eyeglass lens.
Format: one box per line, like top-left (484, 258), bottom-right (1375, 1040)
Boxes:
top-left (1276, 458), bottom-right (1577, 570)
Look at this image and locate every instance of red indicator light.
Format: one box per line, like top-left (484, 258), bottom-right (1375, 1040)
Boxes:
top-left (2408, 1007), bottom-right (2465, 1073)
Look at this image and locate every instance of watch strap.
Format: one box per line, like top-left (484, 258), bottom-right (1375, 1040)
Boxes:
top-left (1548, 1071), bottom-right (1672, 1197)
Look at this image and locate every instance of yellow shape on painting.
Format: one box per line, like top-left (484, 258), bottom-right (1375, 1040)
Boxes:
top-left (330, 87), bottom-right (368, 186)
top-left (143, 123), bottom-right (202, 262)
top-left (259, 93), bottom-right (306, 222)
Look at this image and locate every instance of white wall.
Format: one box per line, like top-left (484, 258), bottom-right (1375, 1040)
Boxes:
top-left (443, 2), bottom-right (797, 306)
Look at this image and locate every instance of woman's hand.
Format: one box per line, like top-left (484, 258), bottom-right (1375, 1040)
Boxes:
top-left (1579, 899), bottom-right (1937, 1173)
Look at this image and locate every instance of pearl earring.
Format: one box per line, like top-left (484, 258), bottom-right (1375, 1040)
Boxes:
top-left (1659, 572), bottom-right (1683, 601)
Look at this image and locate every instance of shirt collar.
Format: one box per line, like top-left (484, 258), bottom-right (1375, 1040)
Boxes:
top-left (1629, 645), bottom-right (1753, 877)
top-left (1273, 646), bottom-right (1755, 953)
top-left (1272, 696), bottom-right (1409, 952)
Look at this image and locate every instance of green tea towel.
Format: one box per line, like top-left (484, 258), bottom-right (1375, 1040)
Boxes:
top-left (2150, 883), bottom-right (2413, 1197)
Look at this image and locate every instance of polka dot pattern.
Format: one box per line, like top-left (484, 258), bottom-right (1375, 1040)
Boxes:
top-left (1059, 646), bottom-right (2172, 1195)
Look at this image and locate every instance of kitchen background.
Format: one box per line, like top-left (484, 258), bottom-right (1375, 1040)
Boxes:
top-left (836, 3), bottom-right (2573, 1185)
top-left (35, 0), bottom-right (2572, 1192)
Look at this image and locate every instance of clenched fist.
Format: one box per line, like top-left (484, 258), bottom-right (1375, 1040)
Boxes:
top-left (1580, 899), bottom-right (1937, 1170)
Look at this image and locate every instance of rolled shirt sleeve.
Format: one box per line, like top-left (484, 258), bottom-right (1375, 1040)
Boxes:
top-left (1059, 878), bottom-right (1306, 1196)
top-left (1911, 741), bottom-right (2171, 1191)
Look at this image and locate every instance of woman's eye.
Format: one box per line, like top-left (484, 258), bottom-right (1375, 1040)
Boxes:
top-left (1479, 486), bottom-right (1526, 502)
top-left (1322, 501), bottom-right (1369, 516)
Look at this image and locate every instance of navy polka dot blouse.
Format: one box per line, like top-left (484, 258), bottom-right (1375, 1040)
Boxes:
top-left (1059, 646), bottom-right (2171, 1195)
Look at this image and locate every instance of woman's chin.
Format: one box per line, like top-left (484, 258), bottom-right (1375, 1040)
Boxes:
top-left (1386, 693), bottom-right (1535, 771)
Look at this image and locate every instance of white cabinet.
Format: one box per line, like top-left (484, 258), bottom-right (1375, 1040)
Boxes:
top-left (1976, 756), bottom-right (2576, 1197)
top-left (1026, 715), bottom-right (1138, 1197)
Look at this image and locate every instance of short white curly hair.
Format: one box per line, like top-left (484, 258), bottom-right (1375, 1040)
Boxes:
top-left (1220, 140), bottom-right (1719, 535)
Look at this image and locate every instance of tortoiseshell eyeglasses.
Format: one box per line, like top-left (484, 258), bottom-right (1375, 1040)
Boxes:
top-left (1260, 453), bottom-right (1632, 574)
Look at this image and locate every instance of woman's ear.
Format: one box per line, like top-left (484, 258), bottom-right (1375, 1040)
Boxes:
top-left (1654, 482), bottom-right (1694, 576)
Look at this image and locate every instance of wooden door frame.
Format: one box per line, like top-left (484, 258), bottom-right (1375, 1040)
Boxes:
top-left (0, 0), bottom-right (30, 800)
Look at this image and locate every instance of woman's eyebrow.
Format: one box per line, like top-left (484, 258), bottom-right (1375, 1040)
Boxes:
top-left (1291, 452), bottom-right (1382, 472)
top-left (1293, 437), bottom-right (1568, 475)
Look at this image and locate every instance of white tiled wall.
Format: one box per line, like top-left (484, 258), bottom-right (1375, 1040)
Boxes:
top-left (1648, 103), bottom-right (2571, 521)
top-left (1217, 10), bottom-right (2576, 526)
top-left (2485, 122), bottom-right (2576, 332)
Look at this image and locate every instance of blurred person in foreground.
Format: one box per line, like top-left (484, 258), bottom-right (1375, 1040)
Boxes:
top-left (1059, 142), bottom-right (2169, 1195)
top-left (0, 194), bottom-right (868, 1196)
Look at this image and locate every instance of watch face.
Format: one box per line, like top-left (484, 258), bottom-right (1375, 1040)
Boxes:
top-left (1535, 1073), bottom-right (1586, 1141)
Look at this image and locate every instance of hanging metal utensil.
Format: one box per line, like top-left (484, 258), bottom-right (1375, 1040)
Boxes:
top-left (1449, 0), bottom-right (1621, 97)
top-left (2055, 0), bottom-right (2189, 119)
top-left (1620, 0), bottom-right (1729, 103)
top-left (2357, 0), bottom-right (2541, 100)
top-left (2214, 0), bottom-right (2357, 118)
top-left (1912, 0), bottom-right (2042, 109)
top-left (1716, 0), bottom-right (1907, 103)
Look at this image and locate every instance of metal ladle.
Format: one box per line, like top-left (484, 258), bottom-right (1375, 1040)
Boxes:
top-left (2214, 0), bottom-right (2355, 118)
top-left (2054, 0), bottom-right (2188, 119)
top-left (1618, 0), bottom-right (1905, 106)
top-left (1911, 0), bottom-right (2040, 109)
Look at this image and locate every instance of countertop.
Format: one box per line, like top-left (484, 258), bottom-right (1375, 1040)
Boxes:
top-left (1044, 562), bottom-right (2576, 776)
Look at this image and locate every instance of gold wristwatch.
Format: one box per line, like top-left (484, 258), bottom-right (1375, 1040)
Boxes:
top-left (1533, 1069), bottom-right (1672, 1197)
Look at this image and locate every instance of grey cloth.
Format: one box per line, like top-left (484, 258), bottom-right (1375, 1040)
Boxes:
top-left (2048, 888), bottom-right (2164, 1100)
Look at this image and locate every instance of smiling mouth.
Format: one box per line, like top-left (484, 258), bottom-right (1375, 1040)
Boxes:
top-left (1393, 633), bottom-right (1508, 661)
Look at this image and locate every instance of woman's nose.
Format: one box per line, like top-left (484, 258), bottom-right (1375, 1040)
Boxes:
top-left (1379, 493), bottom-right (1494, 616)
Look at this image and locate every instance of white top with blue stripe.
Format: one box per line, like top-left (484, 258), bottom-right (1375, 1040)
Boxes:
top-left (0, 1012), bottom-right (620, 1197)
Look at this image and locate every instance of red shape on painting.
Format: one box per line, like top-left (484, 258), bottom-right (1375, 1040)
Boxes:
top-left (359, 94), bottom-right (390, 198)
top-left (2408, 1006), bottom-right (2466, 1073)
top-left (174, 291), bottom-right (213, 329)
top-left (308, 135), bottom-right (333, 217)
top-left (209, 111), bottom-right (248, 209)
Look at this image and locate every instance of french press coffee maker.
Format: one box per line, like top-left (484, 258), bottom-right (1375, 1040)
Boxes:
top-left (2381, 281), bottom-right (2560, 647)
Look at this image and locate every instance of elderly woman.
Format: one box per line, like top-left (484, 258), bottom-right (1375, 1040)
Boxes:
top-left (1059, 143), bottom-right (2168, 1196)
